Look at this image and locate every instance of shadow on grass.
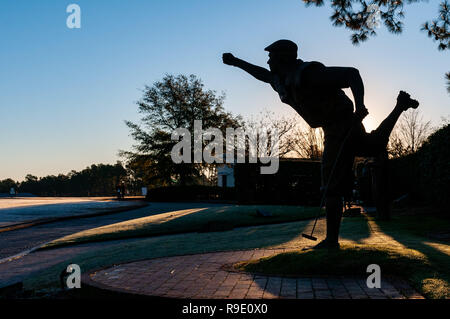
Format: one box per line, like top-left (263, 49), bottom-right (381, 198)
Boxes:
top-left (236, 243), bottom-right (429, 277)
top-left (236, 211), bottom-right (450, 299)
top-left (235, 243), bottom-right (435, 297)
top-left (339, 215), bottom-right (372, 243)
top-left (371, 212), bottom-right (450, 299)
top-left (40, 205), bottom-right (322, 250)
top-left (22, 219), bottom-right (315, 293)
top-left (22, 206), bottom-right (448, 299)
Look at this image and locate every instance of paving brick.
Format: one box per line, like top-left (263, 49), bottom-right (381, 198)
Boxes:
top-left (297, 279), bottom-right (313, 293)
top-left (297, 291), bottom-right (314, 299)
top-left (280, 278), bottom-right (297, 298)
top-left (81, 249), bottom-right (425, 300)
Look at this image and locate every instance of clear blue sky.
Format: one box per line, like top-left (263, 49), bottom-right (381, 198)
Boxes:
top-left (1, 0), bottom-right (448, 181)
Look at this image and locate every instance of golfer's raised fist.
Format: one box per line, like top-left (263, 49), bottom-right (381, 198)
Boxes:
top-left (222, 53), bottom-right (236, 66)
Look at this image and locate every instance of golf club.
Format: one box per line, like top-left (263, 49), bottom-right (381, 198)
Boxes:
top-left (302, 116), bottom-right (359, 241)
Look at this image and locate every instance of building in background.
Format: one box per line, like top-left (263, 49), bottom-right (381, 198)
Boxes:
top-left (217, 164), bottom-right (235, 188)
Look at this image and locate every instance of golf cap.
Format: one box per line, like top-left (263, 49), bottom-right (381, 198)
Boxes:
top-left (264, 39), bottom-right (298, 57)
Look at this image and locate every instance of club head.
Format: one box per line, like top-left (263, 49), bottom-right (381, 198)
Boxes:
top-left (302, 233), bottom-right (317, 241)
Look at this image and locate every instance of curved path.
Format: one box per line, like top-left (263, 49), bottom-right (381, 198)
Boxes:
top-left (84, 248), bottom-right (424, 299)
top-left (0, 201), bottom-right (221, 260)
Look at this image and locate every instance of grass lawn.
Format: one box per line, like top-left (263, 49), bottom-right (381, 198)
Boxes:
top-left (236, 213), bottom-right (450, 299)
top-left (40, 205), bottom-right (322, 249)
top-left (24, 216), bottom-right (316, 295)
top-left (235, 243), bottom-right (449, 299)
top-left (22, 210), bottom-right (449, 299)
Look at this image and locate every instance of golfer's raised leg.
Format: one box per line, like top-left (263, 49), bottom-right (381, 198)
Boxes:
top-left (365, 91), bottom-right (419, 219)
top-left (369, 91), bottom-right (420, 151)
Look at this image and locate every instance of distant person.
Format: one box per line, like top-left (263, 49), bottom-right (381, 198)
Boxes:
top-left (116, 184), bottom-right (123, 200)
top-left (120, 183), bottom-right (126, 199)
top-left (223, 39), bottom-right (419, 249)
top-left (116, 182), bottom-right (126, 200)
top-left (10, 187), bottom-right (16, 198)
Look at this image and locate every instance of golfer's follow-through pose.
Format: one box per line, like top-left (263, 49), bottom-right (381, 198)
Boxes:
top-left (223, 39), bottom-right (419, 249)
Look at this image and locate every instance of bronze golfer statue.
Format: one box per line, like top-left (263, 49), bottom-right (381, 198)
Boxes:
top-left (223, 39), bottom-right (419, 249)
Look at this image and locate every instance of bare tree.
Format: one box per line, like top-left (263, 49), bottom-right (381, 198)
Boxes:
top-left (244, 110), bottom-right (297, 158)
top-left (388, 109), bottom-right (432, 157)
top-left (387, 129), bottom-right (408, 158)
top-left (244, 110), bottom-right (325, 160)
top-left (291, 126), bottom-right (324, 160)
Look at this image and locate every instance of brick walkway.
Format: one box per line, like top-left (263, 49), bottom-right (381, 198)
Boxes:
top-left (85, 249), bottom-right (424, 299)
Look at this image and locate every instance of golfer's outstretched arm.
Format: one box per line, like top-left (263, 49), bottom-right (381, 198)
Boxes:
top-left (223, 53), bottom-right (272, 83)
top-left (330, 67), bottom-right (364, 109)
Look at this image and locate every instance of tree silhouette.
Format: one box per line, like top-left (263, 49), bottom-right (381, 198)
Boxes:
top-left (0, 178), bottom-right (18, 194)
top-left (421, 1), bottom-right (450, 51)
top-left (303, 0), bottom-right (449, 91)
top-left (292, 126), bottom-right (324, 160)
top-left (388, 109), bottom-right (432, 157)
top-left (13, 163), bottom-right (128, 196)
top-left (243, 110), bottom-right (297, 159)
top-left (447, 72), bottom-right (450, 93)
top-left (122, 74), bottom-right (242, 187)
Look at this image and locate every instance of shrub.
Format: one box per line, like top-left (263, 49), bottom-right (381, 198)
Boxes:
top-left (389, 124), bottom-right (449, 209)
top-left (145, 185), bottom-right (236, 202)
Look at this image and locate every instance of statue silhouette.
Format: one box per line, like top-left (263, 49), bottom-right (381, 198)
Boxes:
top-left (223, 39), bottom-right (419, 249)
